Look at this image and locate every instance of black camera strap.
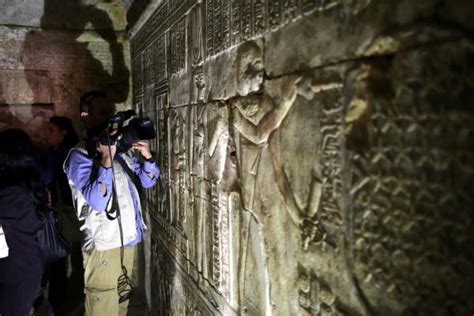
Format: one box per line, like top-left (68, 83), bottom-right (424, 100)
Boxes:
top-left (103, 136), bottom-right (134, 303)
top-left (116, 154), bottom-right (143, 199)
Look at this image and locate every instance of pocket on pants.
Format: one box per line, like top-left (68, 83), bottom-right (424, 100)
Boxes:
top-left (84, 248), bottom-right (120, 290)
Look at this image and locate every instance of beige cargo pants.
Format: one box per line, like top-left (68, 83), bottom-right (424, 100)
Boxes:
top-left (83, 246), bottom-right (136, 316)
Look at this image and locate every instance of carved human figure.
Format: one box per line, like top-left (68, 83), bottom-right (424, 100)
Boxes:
top-left (270, 78), bottom-right (342, 251)
top-left (171, 110), bottom-right (187, 229)
top-left (190, 103), bottom-right (210, 280)
top-left (207, 41), bottom-right (301, 315)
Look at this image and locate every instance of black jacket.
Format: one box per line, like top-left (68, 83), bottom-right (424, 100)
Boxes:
top-left (0, 185), bottom-right (44, 283)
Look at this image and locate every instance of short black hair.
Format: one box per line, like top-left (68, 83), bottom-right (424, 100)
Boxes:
top-left (49, 116), bottom-right (79, 148)
top-left (79, 90), bottom-right (106, 113)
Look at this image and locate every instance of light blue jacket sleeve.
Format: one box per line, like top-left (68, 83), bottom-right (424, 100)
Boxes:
top-left (130, 154), bottom-right (160, 189)
top-left (64, 149), bottom-right (113, 212)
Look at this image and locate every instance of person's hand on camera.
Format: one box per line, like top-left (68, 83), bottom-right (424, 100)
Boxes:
top-left (97, 141), bottom-right (116, 168)
top-left (96, 129), bottom-right (120, 168)
top-left (132, 140), bottom-right (152, 160)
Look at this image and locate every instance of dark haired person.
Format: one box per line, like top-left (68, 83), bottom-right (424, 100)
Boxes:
top-left (64, 91), bottom-right (159, 315)
top-left (41, 116), bottom-right (82, 314)
top-left (0, 129), bottom-right (46, 316)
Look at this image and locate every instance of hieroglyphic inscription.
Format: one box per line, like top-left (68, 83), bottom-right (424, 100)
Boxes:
top-left (267, 0), bottom-right (281, 30)
top-left (210, 183), bottom-right (222, 289)
top-left (222, 0), bottom-right (231, 49)
top-left (213, 0), bottom-right (223, 54)
top-left (281, 0), bottom-right (298, 24)
top-left (298, 266), bottom-right (341, 316)
top-left (170, 17), bottom-right (186, 74)
top-left (132, 2), bottom-right (169, 54)
top-left (152, 34), bottom-right (167, 84)
top-left (169, 0), bottom-right (186, 14)
top-left (349, 39), bottom-right (474, 313)
top-left (253, 0), bottom-right (266, 36)
top-left (155, 92), bottom-right (169, 221)
top-left (144, 45), bottom-right (153, 84)
top-left (190, 5), bottom-right (204, 66)
top-left (231, 0), bottom-right (241, 46)
top-left (318, 86), bottom-right (344, 238)
top-left (169, 107), bottom-right (189, 232)
top-left (132, 54), bottom-right (143, 99)
top-left (219, 192), bottom-right (231, 300)
top-left (241, 0), bottom-right (252, 40)
top-left (206, 0), bottom-right (214, 57)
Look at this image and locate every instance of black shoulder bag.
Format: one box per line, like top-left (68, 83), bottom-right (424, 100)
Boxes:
top-left (37, 208), bottom-right (71, 263)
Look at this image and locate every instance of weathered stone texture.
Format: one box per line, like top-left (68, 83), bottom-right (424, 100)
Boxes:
top-left (129, 0), bottom-right (474, 315)
top-left (0, 0), bottom-right (130, 144)
top-left (0, 0), bottom-right (127, 31)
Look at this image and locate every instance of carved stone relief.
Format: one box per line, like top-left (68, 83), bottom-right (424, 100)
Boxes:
top-left (347, 28), bottom-right (474, 315)
top-left (130, 1), bottom-right (474, 315)
top-left (170, 17), bottom-right (186, 74)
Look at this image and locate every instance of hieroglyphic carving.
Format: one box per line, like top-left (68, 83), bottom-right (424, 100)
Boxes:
top-left (213, 0), bottom-right (223, 54)
top-left (190, 5), bottom-right (204, 67)
top-left (281, 0), bottom-right (298, 24)
top-left (170, 17), bottom-right (186, 74)
top-left (212, 0), bottom-right (227, 53)
top-left (253, 0), bottom-right (266, 36)
top-left (133, 2), bottom-right (169, 54)
top-left (297, 266), bottom-right (344, 316)
top-left (155, 92), bottom-right (170, 220)
top-left (222, 0), bottom-right (231, 49)
top-left (206, 0), bottom-right (214, 57)
top-left (231, 0), bottom-right (241, 46)
top-left (202, 101), bottom-right (243, 308)
top-left (144, 46), bottom-right (153, 90)
top-left (132, 54), bottom-right (143, 98)
top-left (189, 104), bottom-right (210, 280)
top-left (152, 34), bottom-right (167, 84)
top-left (205, 44), bottom-right (301, 313)
top-left (270, 75), bottom-right (344, 251)
top-left (348, 34), bottom-right (474, 314)
top-left (267, 0), bottom-right (281, 30)
top-left (169, 107), bottom-right (189, 232)
top-left (219, 191), bottom-right (231, 300)
top-left (241, 0), bottom-right (252, 40)
top-left (169, 0), bottom-right (186, 13)
top-left (210, 182), bottom-right (222, 288)
top-left (318, 83), bottom-right (344, 241)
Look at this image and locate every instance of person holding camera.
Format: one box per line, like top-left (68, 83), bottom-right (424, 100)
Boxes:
top-left (64, 91), bottom-right (159, 316)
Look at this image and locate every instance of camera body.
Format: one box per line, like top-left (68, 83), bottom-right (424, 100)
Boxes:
top-left (99, 110), bottom-right (156, 153)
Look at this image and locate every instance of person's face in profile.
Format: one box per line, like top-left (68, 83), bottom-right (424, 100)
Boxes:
top-left (46, 122), bottom-right (66, 147)
top-left (83, 97), bottom-right (115, 129)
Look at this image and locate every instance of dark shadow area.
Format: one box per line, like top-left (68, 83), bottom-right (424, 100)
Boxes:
top-left (23, 0), bottom-right (130, 114)
top-left (126, 0), bottom-right (152, 30)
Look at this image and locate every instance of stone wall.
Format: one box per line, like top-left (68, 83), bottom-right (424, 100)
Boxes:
top-left (0, 0), bottom-right (130, 145)
top-left (129, 0), bottom-right (474, 315)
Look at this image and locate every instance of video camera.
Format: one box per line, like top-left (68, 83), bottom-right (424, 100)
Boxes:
top-left (99, 110), bottom-right (156, 153)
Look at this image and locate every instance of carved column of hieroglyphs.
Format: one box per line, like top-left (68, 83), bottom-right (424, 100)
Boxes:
top-left (152, 35), bottom-right (167, 84)
top-left (231, 0), bottom-right (241, 46)
top-left (170, 17), bottom-right (186, 74)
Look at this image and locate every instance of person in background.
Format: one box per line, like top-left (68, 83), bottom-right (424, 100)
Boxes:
top-left (64, 91), bottom-right (159, 316)
top-left (0, 129), bottom-right (46, 316)
top-left (42, 116), bottom-right (82, 315)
